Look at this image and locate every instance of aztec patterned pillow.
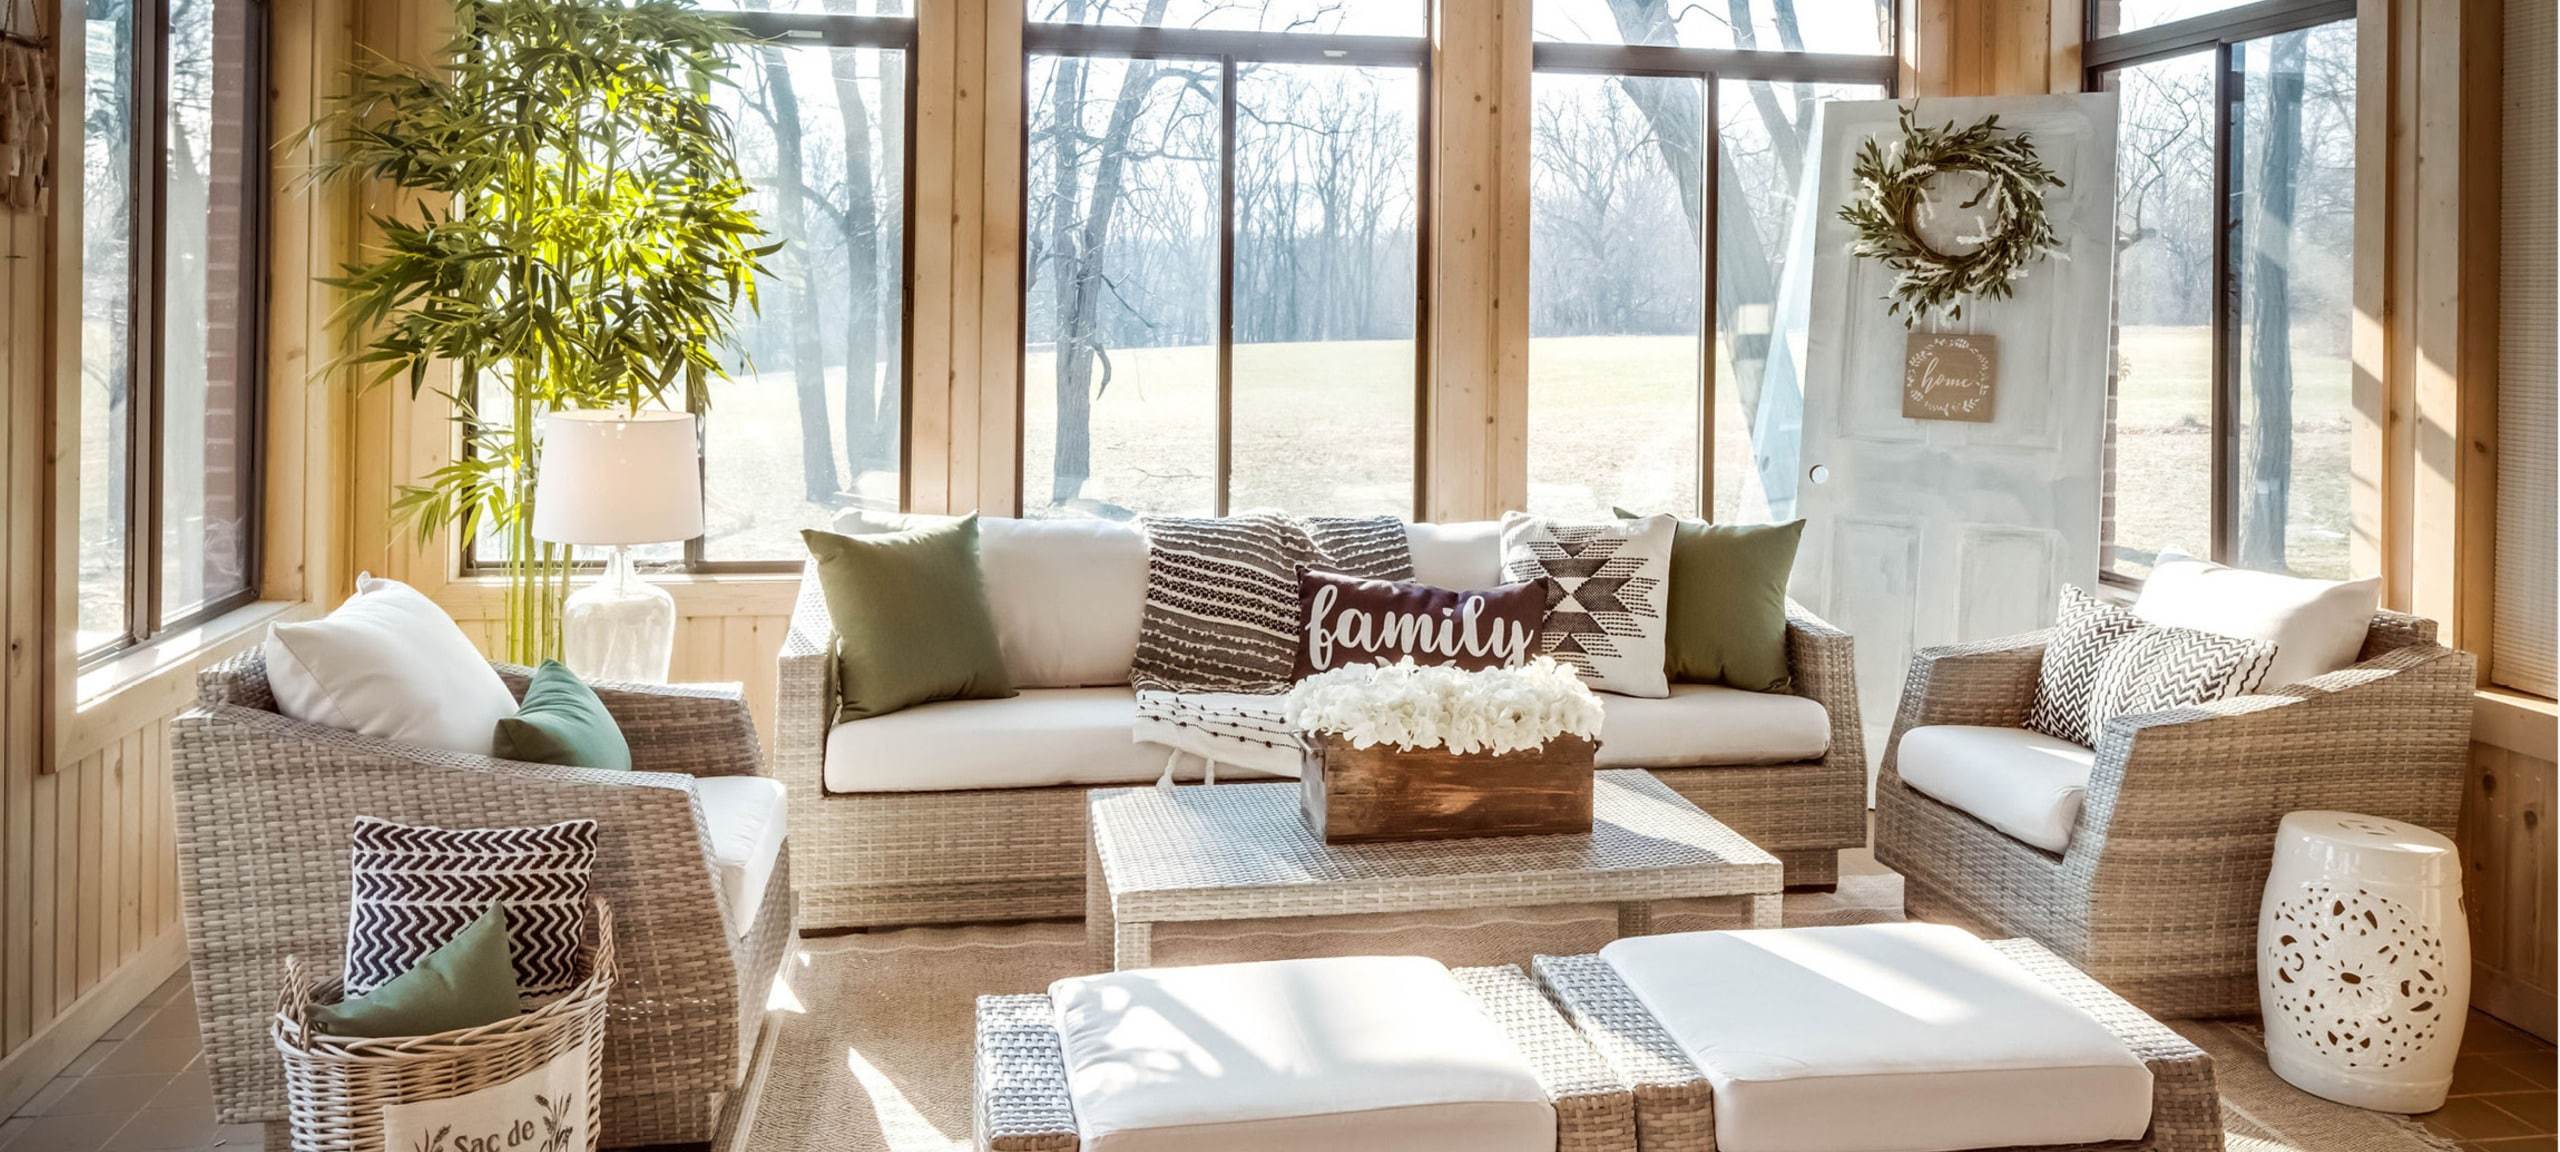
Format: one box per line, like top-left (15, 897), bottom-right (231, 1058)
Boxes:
top-left (343, 817), bottom-right (599, 999)
top-left (1497, 512), bottom-right (1676, 698)
top-left (2084, 623), bottom-right (2277, 739)
top-left (2024, 585), bottom-right (2148, 746)
top-left (1129, 513), bottom-right (1412, 694)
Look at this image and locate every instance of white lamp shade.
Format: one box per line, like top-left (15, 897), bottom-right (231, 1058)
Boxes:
top-left (531, 410), bottom-right (706, 546)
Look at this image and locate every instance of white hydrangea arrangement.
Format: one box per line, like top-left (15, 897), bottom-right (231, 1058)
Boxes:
top-left (1284, 658), bottom-right (1604, 757)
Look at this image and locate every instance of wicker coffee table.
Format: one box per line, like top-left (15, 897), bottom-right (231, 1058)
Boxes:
top-left (1085, 769), bottom-right (1784, 969)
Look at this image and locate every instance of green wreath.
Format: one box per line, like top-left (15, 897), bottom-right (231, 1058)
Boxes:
top-left (1839, 105), bottom-right (2067, 327)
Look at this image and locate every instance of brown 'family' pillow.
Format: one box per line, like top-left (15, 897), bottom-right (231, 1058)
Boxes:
top-left (1294, 567), bottom-right (1546, 678)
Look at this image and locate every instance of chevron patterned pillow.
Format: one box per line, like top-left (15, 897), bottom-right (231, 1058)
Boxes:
top-left (2024, 585), bottom-right (2147, 746)
top-left (343, 817), bottom-right (598, 999)
top-left (2084, 624), bottom-right (2278, 739)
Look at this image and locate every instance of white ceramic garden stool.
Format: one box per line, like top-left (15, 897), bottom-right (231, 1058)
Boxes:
top-left (2259, 810), bottom-right (2469, 1112)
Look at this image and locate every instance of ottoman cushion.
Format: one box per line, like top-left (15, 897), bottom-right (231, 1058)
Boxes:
top-left (1600, 923), bottom-right (2152, 1152)
top-left (1049, 955), bottom-right (1556, 1152)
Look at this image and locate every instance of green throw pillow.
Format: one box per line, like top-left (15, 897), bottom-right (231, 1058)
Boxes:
top-left (312, 903), bottom-right (521, 1038)
top-left (494, 661), bottom-right (633, 770)
top-left (803, 514), bottom-right (1015, 721)
top-left (1614, 509), bottom-right (1805, 692)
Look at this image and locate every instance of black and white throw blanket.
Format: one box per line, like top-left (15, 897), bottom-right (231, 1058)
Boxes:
top-left (1128, 512), bottom-right (1411, 694)
top-left (1129, 512), bottom-right (1411, 781)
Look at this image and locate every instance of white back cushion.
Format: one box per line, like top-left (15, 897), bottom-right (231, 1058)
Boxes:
top-left (1407, 520), bottom-right (1504, 589)
top-left (2134, 558), bottom-right (2380, 688)
top-left (262, 574), bottom-right (517, 754)
top-left (835, 511), bottom-right (1147, 688)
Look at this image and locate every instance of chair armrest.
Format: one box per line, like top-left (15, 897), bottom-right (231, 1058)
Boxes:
top-left (1784, 601), bottom-right (1866, 775)
top-left (774, 563), bottom-right (840, 800)
top-left (1893, 632), bottom-right (2049, 733)
top-left (496, 665), bottom-right (762, 777)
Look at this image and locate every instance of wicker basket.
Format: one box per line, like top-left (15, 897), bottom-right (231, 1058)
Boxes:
top-left (270, 900), bottom-right (615, 1152)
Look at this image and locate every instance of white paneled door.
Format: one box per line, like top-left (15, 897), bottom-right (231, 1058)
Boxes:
top-left (1790, 94), bottom-right (2121, 791)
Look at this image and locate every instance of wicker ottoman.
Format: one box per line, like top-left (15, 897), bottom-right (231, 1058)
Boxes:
top-left (1534, 925), bottom-right (2223, 1152)
top-left (973, 957), bottom-right (1636, 1152)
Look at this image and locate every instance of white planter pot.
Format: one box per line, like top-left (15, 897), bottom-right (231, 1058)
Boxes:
top-left (2259, 810), bottom-right (2469, 1113)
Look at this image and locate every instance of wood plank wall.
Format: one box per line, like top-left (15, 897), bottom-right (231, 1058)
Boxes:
top-left (2465, 697), bottom-right (2558, 1039)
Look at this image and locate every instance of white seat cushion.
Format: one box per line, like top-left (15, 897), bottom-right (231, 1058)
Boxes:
top-left (262, 574), bottom-right (519, 755)
top-left (1595, 684), bottom-right (1830, 768)
top-left (1895, 725), bottom-right (2098, 853)
top-left (1049, 956), bottom-right (1555, 1152)
top-left (824, 688), bottom-right (1280, 792)
top-left (1602, 924), bottom-right (2152, 1152)
top-left (835, 511), bottom-right (1149, 689)
top-left (692, 776), bottom-right (786, 938)
top-left (2135, 557), bottom-right (2380, 687)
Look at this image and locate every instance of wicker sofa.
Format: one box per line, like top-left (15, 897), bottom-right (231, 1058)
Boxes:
top-left (776, 517), bottom-right (1866, 932)
top-left (1873, 609), bottom-right (2475, 1019)
top-left (171, 652), bottom-right (795, 1147)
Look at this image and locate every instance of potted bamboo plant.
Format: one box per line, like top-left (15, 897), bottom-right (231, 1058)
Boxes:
top-left (306, 0), bottom-right (774, 662)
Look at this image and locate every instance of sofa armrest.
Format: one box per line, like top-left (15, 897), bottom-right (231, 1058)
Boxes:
top-left (1784, 601), bottom-right (1866, 775)
top-left (496, 665), bottom-right (761, 777)
top-left (775, 562), bottom-right (840, 801)
top-left (2081, 642), bottom-right (2478, 851)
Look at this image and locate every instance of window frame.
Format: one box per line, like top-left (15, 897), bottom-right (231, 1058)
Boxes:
top-left (81, 0), bottom-right (273, 667)
top-left (1015, 15), bottom-right (1436, 520)
top-left (452, 8), bottom-right (921, 577)
top-left (1526, 24), bottom-right (1898, 519)
top-left (2085, 0), bottom-right (2356, 584)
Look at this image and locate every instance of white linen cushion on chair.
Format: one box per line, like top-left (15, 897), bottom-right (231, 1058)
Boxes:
top-left (1601, 923), bottom-right (2152, 1152)
top-left (824, 687), bottom-right (1283, 793)
top-left (1594, 685), bottom-right (1830, 767)
top-left (833, 511), bottom-right (1148, 689)
top-left (1895, 725), bottom-right (2098, 853)
top-left (692, 776), bottom-right (786, 938)
top-left (1406, 520), bottom-right (1505, 590)
top-left (263, 573), bottom-right (519, 755)
top-left (2135, 557), bottom-right (2380, 688)
top-left (1049, 956), bottom-right (1556, 1152)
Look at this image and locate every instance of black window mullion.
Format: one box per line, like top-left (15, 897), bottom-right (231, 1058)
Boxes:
top-left (1212, 55), bottom-right (1237, 518)
top-left (2210, 39), bottom-right (2241, 566)
top-left (132, 0), bottom-right (171, 645)
top-left (1698, 76), bottom-right (1719, 522)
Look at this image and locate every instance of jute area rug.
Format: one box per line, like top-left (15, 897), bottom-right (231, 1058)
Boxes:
top-left (724, 875), bottom-right (2458, 1152)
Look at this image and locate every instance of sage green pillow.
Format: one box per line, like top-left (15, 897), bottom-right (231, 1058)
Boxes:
top-left (1615, 509), bottom-right (1805, 692)
top-left (313, 903), bottom-right (521, 1038)
top-left (494, 661), bottom-right (631, 770)
top-left (803, 514), bottom-right (1015, 721)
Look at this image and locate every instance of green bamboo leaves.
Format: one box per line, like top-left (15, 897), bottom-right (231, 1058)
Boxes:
top-left (303, 0), bottom-right (775, 661)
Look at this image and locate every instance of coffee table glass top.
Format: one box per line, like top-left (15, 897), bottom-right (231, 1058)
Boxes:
top-left (1088, 769), bottom-right (1782, 898)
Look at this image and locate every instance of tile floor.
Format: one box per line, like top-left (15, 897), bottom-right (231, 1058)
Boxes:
top-left (5, 953), bottom-right (2551, 1152)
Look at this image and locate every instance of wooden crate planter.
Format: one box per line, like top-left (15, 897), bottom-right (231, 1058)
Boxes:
top-left (1299, 733), bottom-right (1597, 843)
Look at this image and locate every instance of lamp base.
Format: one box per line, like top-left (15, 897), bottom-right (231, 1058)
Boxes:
top-left (563, 546), bottom-right (677, 683)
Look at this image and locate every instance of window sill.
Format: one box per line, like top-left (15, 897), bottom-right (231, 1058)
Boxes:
top-left (66, 599), bottom-right (313, 766)
top-left (2474, 689), bottom-right (2558, 762)
top-left (428, 570), bottom-right (802, 620)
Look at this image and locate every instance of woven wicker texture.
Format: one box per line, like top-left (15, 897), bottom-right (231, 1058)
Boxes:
top-left (778, 561), bottom-right (1866, 930)
top-left (970, 965), bottom-right (1637, 1152)
top-left (174, 650), bottom-right (796, 1147)
top-left (1533, 937), bottom-right (2222, 1152)
top-left (1087, 771), bottom-right (1784, 968)
top-left (271, 899), bottom-right (616, 1152)
top-left (1873, 611), bottom-right (2475, 1018)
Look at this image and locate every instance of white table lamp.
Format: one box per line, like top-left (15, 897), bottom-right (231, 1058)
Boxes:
top-left (533, 409), bottom-right (704, 682)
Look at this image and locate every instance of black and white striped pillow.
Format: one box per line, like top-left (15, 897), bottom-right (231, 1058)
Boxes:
top-left (343, 817), bottom-right (598, 998)
top-left (2025, 586), bottom-right (2146, 746)
top-left (2085, 625), bottom-right (2278, 738)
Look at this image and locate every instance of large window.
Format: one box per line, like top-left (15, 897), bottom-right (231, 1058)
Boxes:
top-left (2091, 0), bottom-right (2358, 581)
top-left (468, 4), bottom-right (914, 571)
top-left (1525, 2), bottom-right (1892, 522)
top-left (1021, 1), bottom-right (1426, 519)
top-left (78, 0), bottom-right (266, 660)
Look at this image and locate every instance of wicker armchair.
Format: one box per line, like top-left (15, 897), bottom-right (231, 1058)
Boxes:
top-left (778, 561), bottom-right (1868, 931)
top-left (1874, 610), bottom-right (2475, 1019)
top-left (170, 650), bottom-right (796, 1147)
